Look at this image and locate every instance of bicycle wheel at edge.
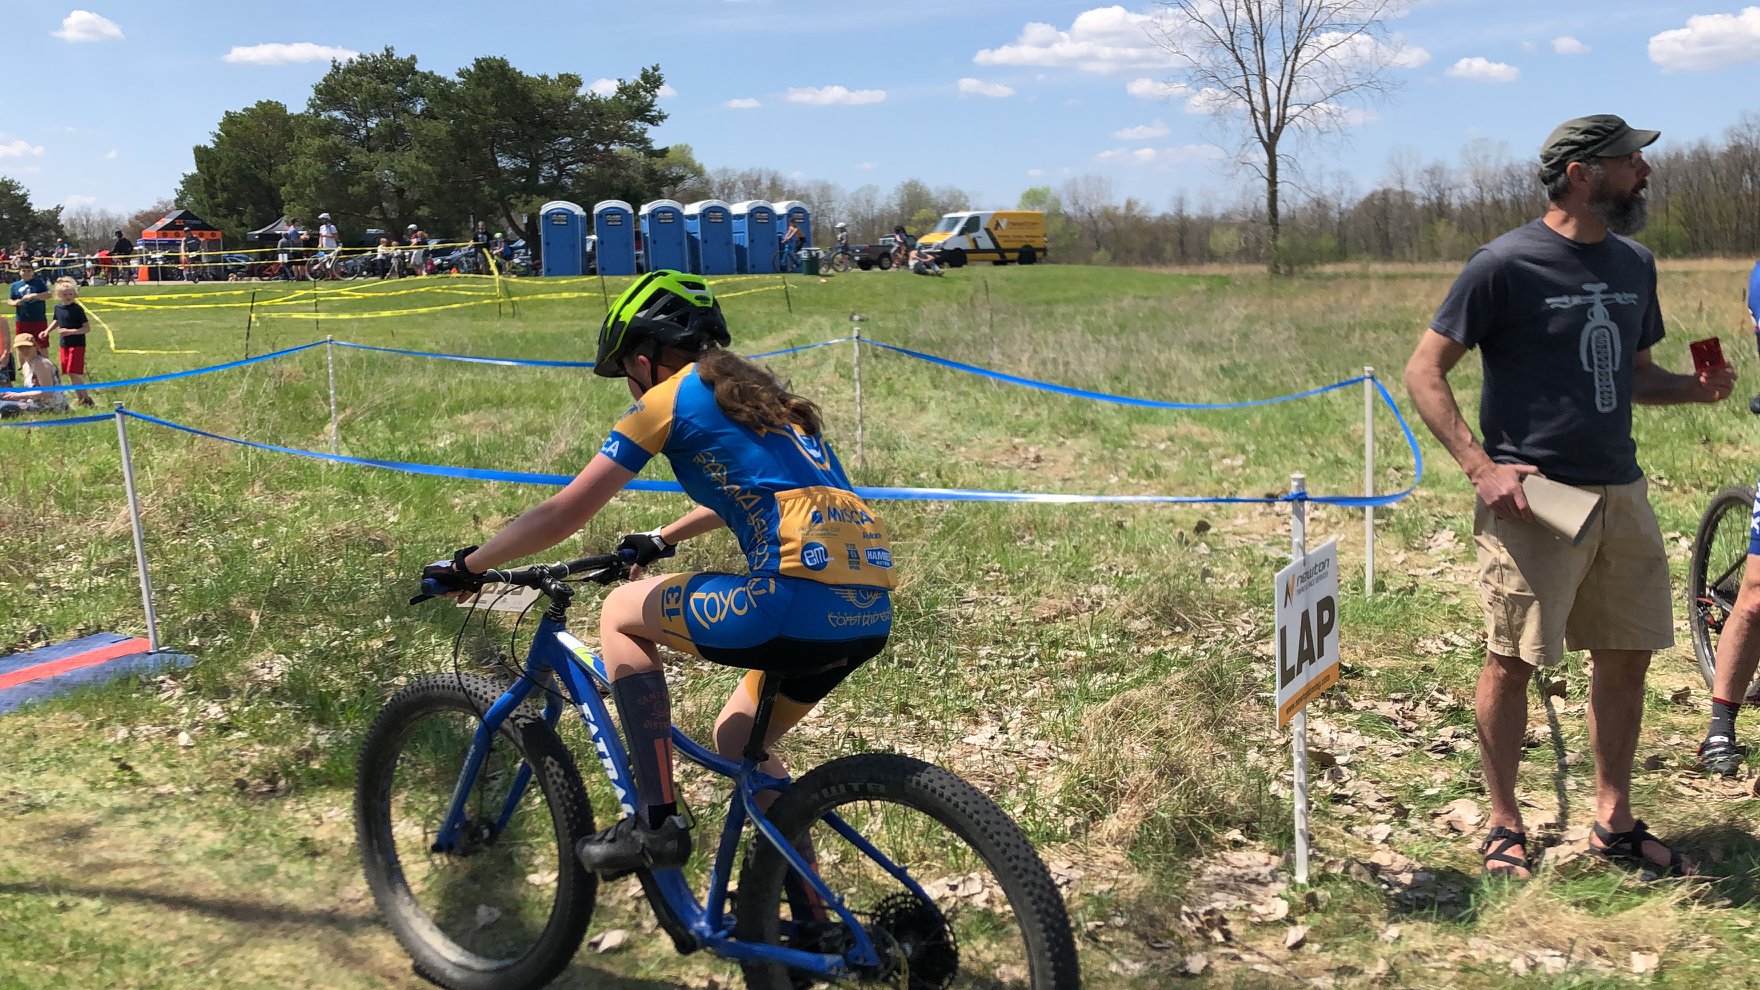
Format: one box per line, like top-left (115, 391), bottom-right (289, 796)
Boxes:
top-left (734, 753), bottom-right (1080, 990)
top-left (1689, 485), bottom-right (1760, 699)
top-left (355, 673), bottom-right (598, 990)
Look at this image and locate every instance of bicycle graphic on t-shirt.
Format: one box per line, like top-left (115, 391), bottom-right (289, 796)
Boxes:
top-left (1545, 282), bottom-right (1640, 414)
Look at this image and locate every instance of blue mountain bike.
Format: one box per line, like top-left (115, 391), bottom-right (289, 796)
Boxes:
top-left (355, 553), bottom-right (1081, 989)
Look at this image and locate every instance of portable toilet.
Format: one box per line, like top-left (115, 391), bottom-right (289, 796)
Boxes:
top-left (773, 200), bottom-right (811, 248)
top-left (640, 199), bottom-right (689, 273)
top-left (593, 200), bottom-right (637, 276)
top-left (730, 200), bottom-right (779, 274)
top-left (684, 200), bottom-right (736, 276)
top-left (538, 201), bottom-right (587, 277)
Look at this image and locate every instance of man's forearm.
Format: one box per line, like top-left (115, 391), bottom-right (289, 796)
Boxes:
top-left (1632, 363), bottom-right (1703, 405)
top-left (1406, 369), bottom-right (1494, 476)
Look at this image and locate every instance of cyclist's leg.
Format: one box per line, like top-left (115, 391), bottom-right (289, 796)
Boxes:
top-left (598, 575), bottom-right (688, 826)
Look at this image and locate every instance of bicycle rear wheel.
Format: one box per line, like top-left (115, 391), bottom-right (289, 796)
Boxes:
top-left (1689, 485), bottom-right (1760, 699)
top-left (356, 674), bottom-right (598, 990)
top-left (735, 753), bottom-right (1080, 989)
top-left (828, 253), bottom-right (853, 274)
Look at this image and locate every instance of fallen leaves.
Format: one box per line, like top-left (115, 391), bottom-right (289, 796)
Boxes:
top-left (1432, 797), bottom-right (1483, 834)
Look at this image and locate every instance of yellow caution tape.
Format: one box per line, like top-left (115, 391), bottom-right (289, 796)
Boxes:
top-left (84, 305), bottom-right (201, 355)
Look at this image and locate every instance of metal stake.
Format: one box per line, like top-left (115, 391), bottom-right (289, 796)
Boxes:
top-left (114, 404), bottom-right (160, 651)
top-left (852, 327), bottom-right (865, 467)
top-left (1364, 367), bottom-right (1375, 596)
top-left (1289, 471), bottom-right (1310, 885)
top-left (326, 335), bottom-right (339, 456)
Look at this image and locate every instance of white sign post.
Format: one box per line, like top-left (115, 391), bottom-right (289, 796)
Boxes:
top-left (1275, 476), bottom-right (1340, 885)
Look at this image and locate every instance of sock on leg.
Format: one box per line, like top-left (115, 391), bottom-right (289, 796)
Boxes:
top-left (609, 669), bottom-right (678, 827)
top-left (1711, 696), bottom-right (1743, 741)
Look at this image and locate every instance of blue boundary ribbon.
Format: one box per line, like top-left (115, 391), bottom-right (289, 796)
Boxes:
top-left (25, 342), bottom-right (325, 394)
top-left (117, 409), bottom-right (1415, 506)
top-left (0, 412), bottom-right (112, 429)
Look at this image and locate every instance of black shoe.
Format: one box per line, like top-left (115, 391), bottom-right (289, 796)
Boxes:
top-left (1699, 735), bottom-right (1747, 776)
top-left (575, 813), bottom-right (691, 875)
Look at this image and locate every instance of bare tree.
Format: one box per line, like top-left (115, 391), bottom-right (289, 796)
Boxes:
top-left (1153, 0), bottom-right (1411, 272)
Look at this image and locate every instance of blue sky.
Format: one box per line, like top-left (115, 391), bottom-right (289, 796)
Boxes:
top-left (5, 2), bottom-right (1759, 219)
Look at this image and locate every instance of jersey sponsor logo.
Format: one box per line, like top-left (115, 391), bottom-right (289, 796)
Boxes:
top-left (864, 547), bottom-right (893, 568)
top-left (690, 580), bottom-right (773, 626)
top-left (829, 608), bottom-right (892, 628)
top-left (834, 588), bottom-right (885, 609)
top-left (622, 400), bottom-right (646, 417)
top-left (600, 438), bottom-right (621, 459)
top-left (661, 584), bottom-right (684, 621)
top-left (845, 543), bottom-right (862, 569)
top-left (823, 505), bottom-right (875, 526)
top-left (801, 542), bottom-right (830, 570)
top-left (810, 510), bottom-right (825, 526)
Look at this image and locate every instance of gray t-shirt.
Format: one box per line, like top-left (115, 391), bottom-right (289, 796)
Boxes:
top-left (1431, 218), bottom-right (1665, 486)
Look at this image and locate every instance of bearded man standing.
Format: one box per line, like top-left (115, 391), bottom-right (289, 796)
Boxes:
top-left (1404, 115), bottom-right (1734, 879)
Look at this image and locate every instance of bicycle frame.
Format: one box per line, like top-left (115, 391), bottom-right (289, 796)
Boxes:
top-left (430, 610), bottom-right (937, 979)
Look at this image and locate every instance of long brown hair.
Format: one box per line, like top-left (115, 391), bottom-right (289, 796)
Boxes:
top-left (686, 347), bottom-right (823, 436)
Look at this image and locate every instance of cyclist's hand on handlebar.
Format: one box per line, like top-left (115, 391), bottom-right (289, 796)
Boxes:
top-left (1469, 462), bottom-right (1538, 522)
top-left (412, 546), bottom-right (487, 604)
top-left (618, 530), bottom-right (675, 579)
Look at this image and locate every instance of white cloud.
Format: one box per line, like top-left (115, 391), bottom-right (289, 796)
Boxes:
top-left (1112, 119), bottom-right (1169, 140)
top-left (1126, 76), bottom-right (1193, 102)
top-left (1649, 7), bottom-right (1760, 72)
top-left (975, 6), bottom-right (1165, 74)
top-left (1184, 86), bottom-right (1234, 114)
top-left (784, 86), bottom-right (885, 105)
top-left (52, 10), bottom-right (122, 42)
top-left (105, 149), bottom-right (118, 160)
top-left (1314, 31), bottom-right (1430, 70)
top-left (64, 194), bottom-right (98, 209)
top-left (224, 42), bottom-right (359, 65)
top-left (957, 77), bottom-right (1015, 98)
top-left (1095, 143), bottom-right (1226, 165)
top-left (587, 77), bottom-right (619, 97)
top-left (1446, 56), bottom-right (1520, 83)
top-left (1026, 168), bottom-right (1044, 177)
top-left (0, 139), bottom-right (45, 159)
top-left (856, 162), bottom-right (878, 170)
top-left (725, 97), bottom-right (761, 109)
top-left (658, 83), bottom-right (677, 98)
top-left (1553, 35), bottom-right (1590, 55)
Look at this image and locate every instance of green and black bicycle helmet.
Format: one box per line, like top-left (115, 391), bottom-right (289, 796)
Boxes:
top-left (595, 270), bottom-right (731, 378)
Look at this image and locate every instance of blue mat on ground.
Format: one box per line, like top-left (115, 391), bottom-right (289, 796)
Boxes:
top-left (0, 632), bottom-right (194, 714)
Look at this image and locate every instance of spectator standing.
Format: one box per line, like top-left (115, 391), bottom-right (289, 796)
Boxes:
top-left (275, 225), bottom-right (296, 280)
top-left (1404, 114), bottom-right (1730, 879)
top-left (46, 278), bottom-right (93, 406)
top-left (10, 259), bottom-right (52, 350)
top-left (405, 225), bottom-right (427, 276)
top-left (375, 236), bottom-right (396, 279)
top-left (181, 230), bottom-right (203, 283)
top-left (0, 333), bottom-right (69, 415)
top-left (318, 213), bottom-right (340, 251)
top-left (111, 229), bottom-right (132, 267)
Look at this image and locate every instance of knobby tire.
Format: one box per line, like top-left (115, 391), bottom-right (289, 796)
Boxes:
top-left (734, 753), bottom-right (1080, 990)
top-left (1690, 485), bottom-right (1758, 697)
top-left (355, 673), bottom-right (598, 990)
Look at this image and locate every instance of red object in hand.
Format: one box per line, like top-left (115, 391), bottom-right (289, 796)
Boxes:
top-left (1691, 337), bottom-right (1727, 374)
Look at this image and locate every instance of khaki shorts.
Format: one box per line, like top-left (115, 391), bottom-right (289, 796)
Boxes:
top-left (1474, 477), bottom-right (1673, 667)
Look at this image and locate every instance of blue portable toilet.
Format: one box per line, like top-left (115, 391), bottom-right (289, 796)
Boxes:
top-left (773, 200), bottom-right (812, 249)
top-left (684, 200), bottom-right (736, 276)
top-left (640, 199), bottom-right (689, 273)
top-left (593, 200), bottom-right (637, 276)
top-left (1748, 259), bottom-right (1760, 330)
top-left (730, 200), bottom-right (779, 274)
top-left (538, 200), bottom-right (587, 277)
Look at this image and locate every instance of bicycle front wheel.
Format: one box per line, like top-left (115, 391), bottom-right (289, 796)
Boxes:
top-left (829, 253), bottom-right (853, 274)
top-left (356, 674), bottom-right (598, 990)
top-left (735, 753), bottom-right (1080, 990)
top-left (1690, 485), bottom-right (1760, 698)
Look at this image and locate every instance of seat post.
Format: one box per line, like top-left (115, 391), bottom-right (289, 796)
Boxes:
top-left (744, 672), bottom-right (782, 763)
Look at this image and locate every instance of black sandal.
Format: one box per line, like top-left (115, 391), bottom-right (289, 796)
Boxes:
top-left (1480, 825), bottom-right (1530, 877)
top-left (1591, 819), bottom-right (1694, 878)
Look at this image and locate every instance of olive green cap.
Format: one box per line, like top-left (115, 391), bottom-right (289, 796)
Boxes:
top-left (1538, 114), bottom-right (1659, 184)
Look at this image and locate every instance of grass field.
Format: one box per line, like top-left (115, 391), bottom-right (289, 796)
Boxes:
top-left (3, 259), bottom-right (1760, 988)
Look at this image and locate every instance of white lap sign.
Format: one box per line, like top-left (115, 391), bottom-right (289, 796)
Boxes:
top-left (1275, 539), bottom-right (1339, 726)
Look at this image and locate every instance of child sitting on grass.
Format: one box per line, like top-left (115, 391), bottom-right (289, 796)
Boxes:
top-left (0, 333), bottom-right (69, 416)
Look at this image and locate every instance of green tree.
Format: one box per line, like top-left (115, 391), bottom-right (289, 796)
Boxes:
top-left (177, 100), bottom-right (299, 239)
top-left (281, 47), bottom-right (449, 235)
top-left (1017, 186), bottom-right (1082, 260)
top-left (0, 178), bottom-right (66, 249)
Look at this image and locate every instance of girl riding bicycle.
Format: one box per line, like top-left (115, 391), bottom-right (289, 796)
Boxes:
top-left (424, 270), bottom-right (895, 875)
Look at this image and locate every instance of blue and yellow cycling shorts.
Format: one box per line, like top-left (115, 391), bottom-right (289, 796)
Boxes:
top-left (651, 572), bottom-right (891, 703)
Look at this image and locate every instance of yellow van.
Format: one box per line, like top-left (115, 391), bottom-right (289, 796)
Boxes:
top-left (915, 210), bottom-right (1047, 267)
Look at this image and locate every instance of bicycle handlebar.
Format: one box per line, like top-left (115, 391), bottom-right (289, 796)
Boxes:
top-left (414, 551), bottom-right (632, 604)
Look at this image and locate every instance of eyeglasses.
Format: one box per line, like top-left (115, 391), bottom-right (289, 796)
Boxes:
top-left (1600, 149), bottom-right (1645, 167)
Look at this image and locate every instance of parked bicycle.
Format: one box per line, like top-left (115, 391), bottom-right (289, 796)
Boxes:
top-left (356, 551), bottom-right (1080, 990)
top-left (1687, 399), bottom-right (1760, 700)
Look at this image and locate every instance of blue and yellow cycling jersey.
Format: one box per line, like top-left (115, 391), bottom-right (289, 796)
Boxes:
top-left (598, 364), bottom-right (895, 590)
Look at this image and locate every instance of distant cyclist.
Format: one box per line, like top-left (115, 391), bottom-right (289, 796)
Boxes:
top-left (420, 270), bottom-right (895, 875)
top-left (779, 217), bottom-right (805, 272)
top-left (832, 222), bottom-right (854, 267)
top-left (889, 225), bottom-right (910, 270)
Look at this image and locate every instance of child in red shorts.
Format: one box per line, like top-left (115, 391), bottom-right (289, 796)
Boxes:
top-left (47, 278), bottom-right (94, 406)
